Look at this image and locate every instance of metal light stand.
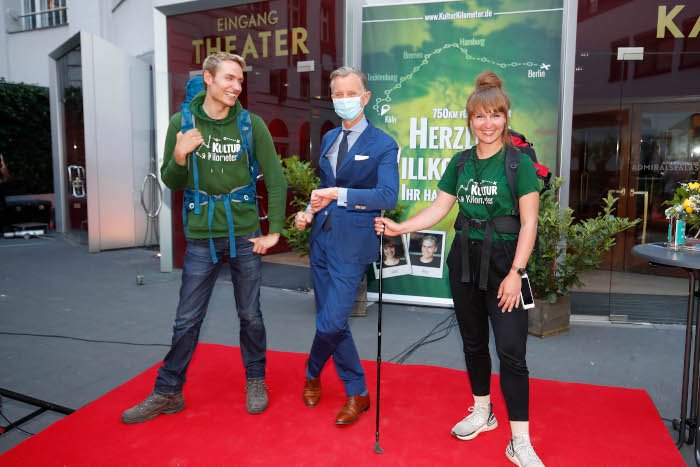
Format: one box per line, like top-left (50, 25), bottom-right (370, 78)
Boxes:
top-left (0, 388), bottom-right (74, 437)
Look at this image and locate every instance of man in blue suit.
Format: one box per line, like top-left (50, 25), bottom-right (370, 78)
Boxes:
top-left (294, 66), bottom-right (399, 425)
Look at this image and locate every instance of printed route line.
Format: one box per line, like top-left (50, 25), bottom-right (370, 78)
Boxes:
top-left (371, 42), bottom-right (546, 114)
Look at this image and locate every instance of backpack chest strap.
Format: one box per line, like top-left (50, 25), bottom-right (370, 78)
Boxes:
top-left (182, 185), bottom-right (257, 263)
top-left (454, 213), bottom-right (520, 289)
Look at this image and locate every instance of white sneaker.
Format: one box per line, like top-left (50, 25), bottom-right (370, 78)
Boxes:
top-left (506, 435), bottom-right (545, 466)
top-left (451, 403), bottom-right (498, 440)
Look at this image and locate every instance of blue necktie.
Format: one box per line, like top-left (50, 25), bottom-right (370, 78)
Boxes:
top-left (336, 130), bottom-right (351, 173)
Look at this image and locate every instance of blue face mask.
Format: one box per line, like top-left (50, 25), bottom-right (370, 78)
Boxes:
top-left (332, 95), bottom-right (364, 121)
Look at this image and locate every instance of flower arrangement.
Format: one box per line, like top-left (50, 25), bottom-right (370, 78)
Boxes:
top-left (665, 182), bottom-right (700, 232)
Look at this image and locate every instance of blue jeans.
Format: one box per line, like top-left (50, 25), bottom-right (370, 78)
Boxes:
top-left (155, 233), bottom-right (266, 394)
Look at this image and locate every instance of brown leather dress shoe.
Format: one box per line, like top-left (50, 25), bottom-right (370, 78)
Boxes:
top-left (335, 394), bottom-right (370, 425)
top-left (303, 376), bottom-right (321, 407)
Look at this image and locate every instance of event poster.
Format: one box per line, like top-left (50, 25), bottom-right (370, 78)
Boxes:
top-left (363, 0), bottom-right (564, 304)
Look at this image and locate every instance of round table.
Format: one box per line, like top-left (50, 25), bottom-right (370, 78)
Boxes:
top-left (632, 243), bottom-right (700, 464)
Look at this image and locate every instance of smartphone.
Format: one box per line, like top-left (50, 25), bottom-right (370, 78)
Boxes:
top-left (520, 273), bottom-right (535, 310)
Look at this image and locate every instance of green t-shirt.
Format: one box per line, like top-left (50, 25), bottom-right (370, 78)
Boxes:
top-left (438, 146), bottom-right (540, 241)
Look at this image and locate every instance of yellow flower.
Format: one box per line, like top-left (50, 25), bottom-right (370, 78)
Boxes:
top-left (687, 206), bottom-right (694, 214)
top-left (690, 182), bottom-right (700, 191)
top-left (684, 199), bottom-right (692, 208)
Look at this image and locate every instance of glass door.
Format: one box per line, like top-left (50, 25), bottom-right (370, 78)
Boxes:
top-left (621, 102), bottom-right (700, 272)
top-left (569, 51), bottom-right (627, 315)
top-left (57, 45), bottom-right (88, 244)
top-left (570, 0), bottom-right (700, 322)
top-left (606, 48), bottom-right (698, 323)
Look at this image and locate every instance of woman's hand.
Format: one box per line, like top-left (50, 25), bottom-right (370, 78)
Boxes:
top-left (497, 270), bottom-right (522, 312)
top-left (374, 217), bottom-right (403, 236)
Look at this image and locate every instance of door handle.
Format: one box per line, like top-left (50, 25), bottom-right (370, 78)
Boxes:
top-left (630, 189), bottom-right (649, 244)
top-left (608, 187), bottom-right (626, 197)
top-left (67, 165), bottom-right (86, 198)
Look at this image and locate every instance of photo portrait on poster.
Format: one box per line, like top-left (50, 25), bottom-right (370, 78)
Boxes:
top-left (408, 230), bottom-right (445, 278)
top-left (373, 234), bottom-right (412, 279)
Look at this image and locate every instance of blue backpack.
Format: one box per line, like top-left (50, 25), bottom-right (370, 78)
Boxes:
top-left (180, 75), bottom-right (260, 263)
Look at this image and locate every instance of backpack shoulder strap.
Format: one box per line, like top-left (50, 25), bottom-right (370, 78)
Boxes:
top-left (181, 76), bottom-right (205, 212)
top-left (505, 145), bottom-right (520, 216)
top-left (455, 149), bottom-right (471, 178)
top-left (181, 75), bottom-right (204, 134)
top-left (237, 109), bottom-right (258, 182)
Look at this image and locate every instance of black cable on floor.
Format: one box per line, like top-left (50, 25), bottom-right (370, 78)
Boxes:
top-left (388, 312), bottom-right (457, 364)
top-left (0, 409), bottom-right (35, 436)
top-left (0, 332), bottom-right (169, 348)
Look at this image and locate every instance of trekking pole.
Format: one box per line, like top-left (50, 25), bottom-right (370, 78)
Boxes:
top-left (374, 214), bottom-right (385, 454)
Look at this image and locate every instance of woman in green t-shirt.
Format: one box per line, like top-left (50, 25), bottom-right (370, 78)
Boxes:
top-left (375, 71), bottom-right (544, 466)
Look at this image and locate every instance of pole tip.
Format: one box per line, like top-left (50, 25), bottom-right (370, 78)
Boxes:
top-left (374, 442), bottom-right (384, 454)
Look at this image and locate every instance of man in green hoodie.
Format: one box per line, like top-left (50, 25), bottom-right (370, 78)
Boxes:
top-left (122, 52), bottom-right (287, 423)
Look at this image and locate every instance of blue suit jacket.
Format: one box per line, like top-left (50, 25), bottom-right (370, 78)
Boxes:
top-left (309, 121), bottom-right (399, 264)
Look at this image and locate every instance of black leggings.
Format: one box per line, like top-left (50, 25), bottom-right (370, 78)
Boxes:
top-left (447, 236), bottom-right (529, 421)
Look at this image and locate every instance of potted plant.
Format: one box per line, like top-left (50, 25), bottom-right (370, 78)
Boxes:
top-left (281, 155), bottom-right (319, 257)
top-left (527, 178), bottom-right (639, 337)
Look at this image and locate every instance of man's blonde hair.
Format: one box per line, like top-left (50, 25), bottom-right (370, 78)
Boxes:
top-left (329, 66), bottom-right (367, 92)
top-left (202, 52), bottom-right (246, 78)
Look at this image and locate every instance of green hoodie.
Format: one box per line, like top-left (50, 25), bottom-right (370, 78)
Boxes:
top-left (161, 91), bottom-right (287, 239)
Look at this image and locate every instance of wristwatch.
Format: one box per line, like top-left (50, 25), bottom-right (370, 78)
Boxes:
top-left (511, 266), bottom-right (527, 276)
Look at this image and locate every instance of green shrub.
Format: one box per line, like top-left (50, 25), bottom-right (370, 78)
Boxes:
top-left (281, 155), bottom-right (320, 256)
top-left (528, 177), bottom-right (639, 303)
top-left (0, 79), bottom-right (52, 195)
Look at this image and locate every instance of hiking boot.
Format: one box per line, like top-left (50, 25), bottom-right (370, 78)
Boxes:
top-left (506, 435), bottom-right (545, 467)
top-left (121, 391), bottom-right (184, 424)
top-left (245, 378), bottom-right (268, 414)
top-left (451, 403), bottom-right (497, 440)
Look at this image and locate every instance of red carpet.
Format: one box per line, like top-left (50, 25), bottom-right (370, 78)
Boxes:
top-left (0, 343), bottom-right (682, 466)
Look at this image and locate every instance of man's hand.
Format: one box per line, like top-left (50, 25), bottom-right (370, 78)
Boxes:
top-left (248, 233), bottom-right (280, 255)
top-left (0, 154), bottom-right (8, 183)
top-left (295, 211), bottom-right (314, 230)
top-left (310, 188), bottom-right (338, 213)
top-left (173, 129), bottom-right (204, 166)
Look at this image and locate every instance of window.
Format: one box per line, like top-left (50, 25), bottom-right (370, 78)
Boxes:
top-left (633, 29), bottom-right (674, 79)
top-left (577, 0), bottom-right (632, 22)
top-left (680, 17), bottom-right (700, 70)
top-left (21, 0), bottom-right (67, 31)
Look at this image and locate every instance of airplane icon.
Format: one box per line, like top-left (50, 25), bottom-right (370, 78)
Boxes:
top-left (540, 63), bottom-right (551, 71)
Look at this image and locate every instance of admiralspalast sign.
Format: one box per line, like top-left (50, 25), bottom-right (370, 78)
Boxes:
top-left (657, 5), bottom-right (700, 38)
top-left (191, 9), bottom-right (310, 64)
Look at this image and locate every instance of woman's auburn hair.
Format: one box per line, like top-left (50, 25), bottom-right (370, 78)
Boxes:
top-left (466, 71), bottom-right (512, 148)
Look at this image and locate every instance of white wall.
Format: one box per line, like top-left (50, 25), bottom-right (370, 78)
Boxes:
top-left (3, 25), bottom-right (70, 85)
top-left (65, 0), bottom-right (103, 37)
top-left (0, 6), bottom-right (8, 80)
top-left (1, 0), bottom-right (156, 86)
top-left (106, 0), bottom-right (154, 59)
